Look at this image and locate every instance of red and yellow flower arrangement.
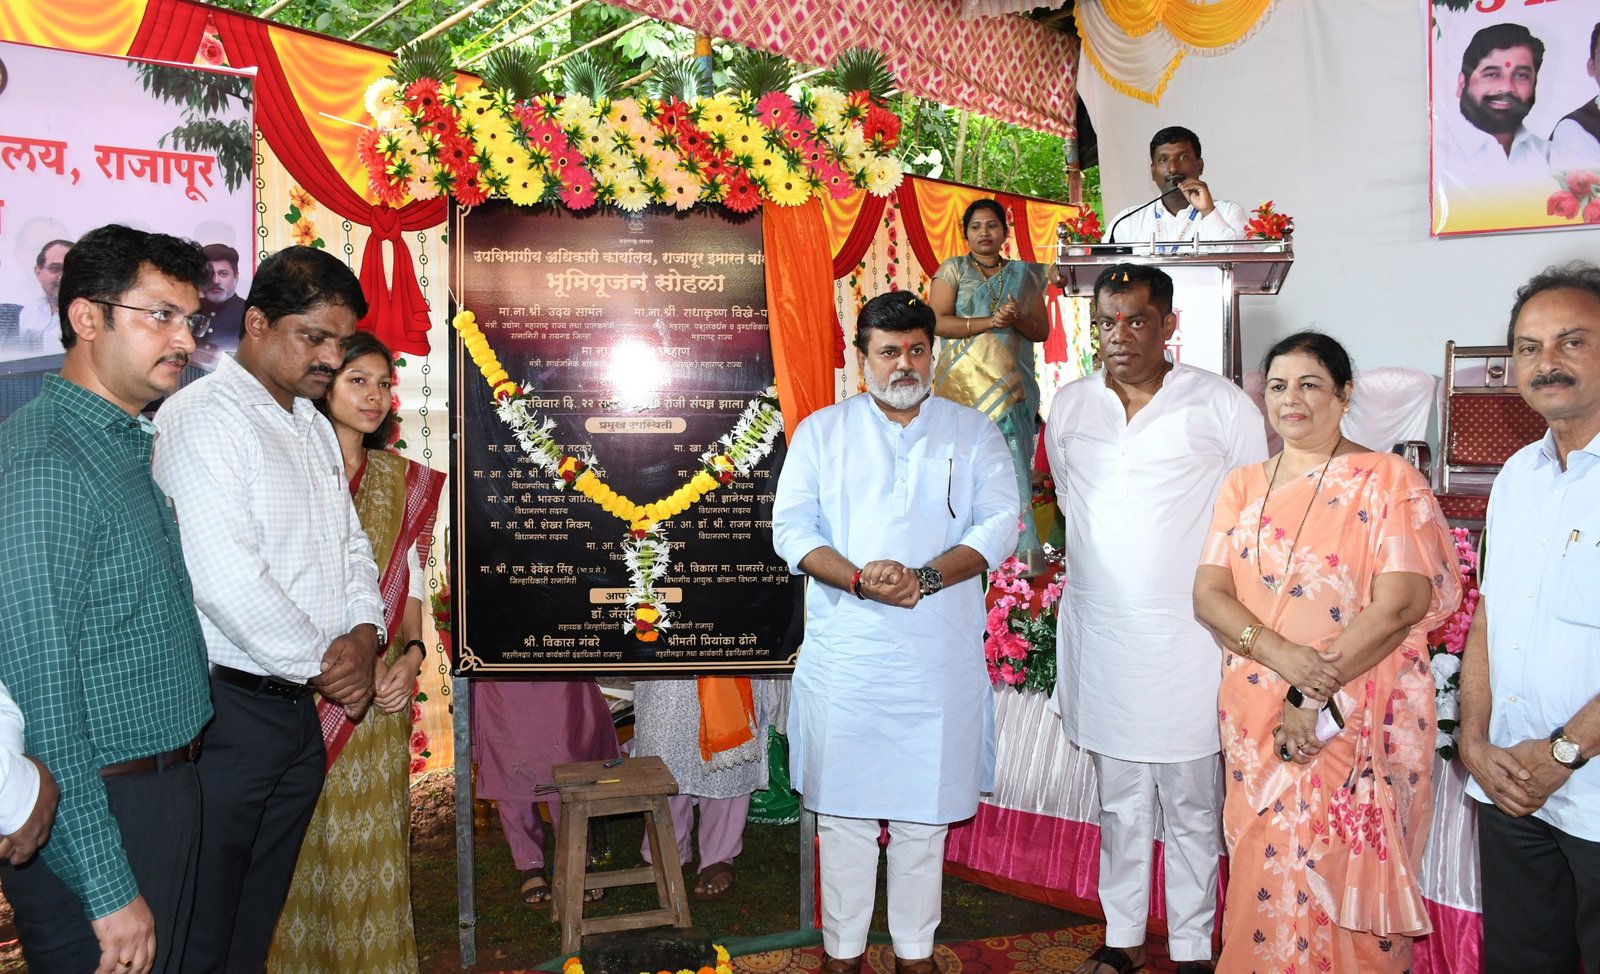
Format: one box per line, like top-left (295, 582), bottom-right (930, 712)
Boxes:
top-left (359, 75), bottom-right (903, 212)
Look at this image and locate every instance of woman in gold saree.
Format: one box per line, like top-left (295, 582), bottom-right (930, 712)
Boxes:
top-left (269, 332), bottom-right (444, 974)
top-left (928, 198), bottom-right (1051, 570)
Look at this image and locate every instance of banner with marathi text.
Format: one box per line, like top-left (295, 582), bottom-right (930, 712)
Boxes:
top-left (453, 202), bottom-right (800, 673)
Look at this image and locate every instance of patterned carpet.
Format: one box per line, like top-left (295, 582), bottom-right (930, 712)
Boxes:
top-left (730, 926), bottom-right (1181, 974)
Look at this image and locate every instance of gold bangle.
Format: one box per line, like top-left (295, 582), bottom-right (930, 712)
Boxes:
top-left (965, 317), bottom-right (973, 336)
top-left (1238, 623), bottom-right (1263, 658)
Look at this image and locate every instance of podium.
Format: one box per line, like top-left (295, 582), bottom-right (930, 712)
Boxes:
top-left (1050, 236), bottom-right (1293, 384)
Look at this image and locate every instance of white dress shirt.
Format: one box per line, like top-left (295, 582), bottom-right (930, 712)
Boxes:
top-left (14, 298), bottom-right (61, 354)
top-left (1436, 119), bottom-right (1554, 211)
top-left (0, 678), bottom-right (40, 835)
top-left (1548, 97), bottom-right (1600, 176)
top-left (152, 354), bottom-right (384, 683)
top-left (773, 393), bottom-right (1019, 824)
top-left (1047, 362), bottom-right (1267, 761)
top-left (1467, 430), bottom-right (1600, 841)
top-left (1105, 198), bottom-right (1247, 247)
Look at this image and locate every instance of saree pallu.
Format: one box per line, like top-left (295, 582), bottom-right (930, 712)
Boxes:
top-left (269, 451), bottom-right (444, 974)
top-left (1200, 453), bottom-right (1461, 974)
top-left (931, 256), bottom-right (1044, 564)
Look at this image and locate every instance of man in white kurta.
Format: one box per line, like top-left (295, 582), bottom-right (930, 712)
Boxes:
top-left (1046, 264), bottom-right (1265, 974)
top-left (773, 293), bottom-right (1018, 974)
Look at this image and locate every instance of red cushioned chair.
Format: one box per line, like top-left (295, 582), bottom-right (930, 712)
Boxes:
top-left (1400, 342), bottom-right (1547, 531)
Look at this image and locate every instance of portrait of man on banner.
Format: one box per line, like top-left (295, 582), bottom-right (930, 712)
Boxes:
top-left (0, 41), bottom-right (254, 415)
top-left (1429, 3), bottom-right (1600, 235)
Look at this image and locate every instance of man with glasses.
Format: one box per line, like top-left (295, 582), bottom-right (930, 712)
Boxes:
top-left (0, 224), bottom-right (214, 974)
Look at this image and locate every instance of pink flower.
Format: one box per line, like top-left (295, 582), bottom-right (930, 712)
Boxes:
top-left (410, 730), bottom-right (429, 753)
top-left (1549, 190), bottom-right (1581, 219)
top-left (1325, 553), bottom-right (1340, 567)
top-left (410, 703), bottom-right (423, 723)
top-left (410, 756), bottom-right (427, 774)
top-left (1584, 199), bottom-right (1600, 224)
top-left (1567, 170), bottom-right (1600, 197)
top-left (197, 35), bottom-right (225, 66)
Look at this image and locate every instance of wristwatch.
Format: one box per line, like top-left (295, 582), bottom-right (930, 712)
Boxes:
top-left (1550, 727), bottom-right (1588, 770)
top-left (913, 565), bottom-right (944, 597)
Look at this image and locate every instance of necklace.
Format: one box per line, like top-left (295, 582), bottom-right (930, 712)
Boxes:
top-left (970, 256), bottom-right (1007, 314)
top-left (1255, 436), bottom-right (1342, 593)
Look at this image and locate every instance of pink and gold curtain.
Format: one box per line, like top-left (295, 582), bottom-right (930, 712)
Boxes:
top-left (609, 0), bottom-right (1079, 139)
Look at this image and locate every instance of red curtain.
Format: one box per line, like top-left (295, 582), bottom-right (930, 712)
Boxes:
top-left (831, 192), bottom-right (887, 280)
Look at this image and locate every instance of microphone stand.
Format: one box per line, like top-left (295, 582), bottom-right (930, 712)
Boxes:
top-left (1104, 185), bottom-right (1186, 245)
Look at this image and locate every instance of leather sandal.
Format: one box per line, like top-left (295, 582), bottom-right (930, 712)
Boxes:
top-left (1173, 964), bottom-right (1214, 974)
top-left (1084, 945), bottom-right (1141, 974)
top-left (820, 954), bottom-right (863, 974)
top-left (894, 957), bottom-right (938, 974)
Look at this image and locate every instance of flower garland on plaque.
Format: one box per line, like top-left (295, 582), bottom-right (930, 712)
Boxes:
top-left (454, 310), bottom-right (783, 641)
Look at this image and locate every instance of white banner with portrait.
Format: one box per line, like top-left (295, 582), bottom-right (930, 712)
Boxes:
top-left (1429, 0), bottom-right (1600, 236)
top-left (0, 41), bottom-right (255, 417)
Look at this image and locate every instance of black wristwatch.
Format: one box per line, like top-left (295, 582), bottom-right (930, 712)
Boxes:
top-left (913, 565), bottom-right (943, 597)
top-left (1550, 727), bottom-right (1588, 770)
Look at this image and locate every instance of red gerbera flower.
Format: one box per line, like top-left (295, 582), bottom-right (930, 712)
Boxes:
top-left (723, 171), bottom-right (759, 213)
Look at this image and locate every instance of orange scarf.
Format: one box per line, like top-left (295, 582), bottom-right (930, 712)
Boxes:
top-left (696, 676), bottom-right (757, 768)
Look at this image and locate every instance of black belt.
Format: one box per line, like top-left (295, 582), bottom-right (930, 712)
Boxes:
top-left (101, 738), bottom-right (202, 779)
top-left (210, 664), bottom-right (315, 700)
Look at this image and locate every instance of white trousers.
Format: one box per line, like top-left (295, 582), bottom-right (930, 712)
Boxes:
top-left (816, 814), bottom-right (948, 960)
top-left (1092, 752), bottom-right (1222, 963)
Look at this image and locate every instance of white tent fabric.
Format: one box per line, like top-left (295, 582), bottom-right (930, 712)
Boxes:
top-left (1079, 0), bottom-right (1596, 387)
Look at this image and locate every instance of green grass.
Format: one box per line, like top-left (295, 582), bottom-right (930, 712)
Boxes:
top-left (411, 773), bottom-right (1090, 973)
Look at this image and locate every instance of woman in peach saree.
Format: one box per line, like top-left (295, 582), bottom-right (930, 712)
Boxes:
top-left (1193, 332), bottom-right (1461, 973)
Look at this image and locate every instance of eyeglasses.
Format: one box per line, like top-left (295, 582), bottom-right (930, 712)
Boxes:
top-left (95, 300), bottom-right (213, 333)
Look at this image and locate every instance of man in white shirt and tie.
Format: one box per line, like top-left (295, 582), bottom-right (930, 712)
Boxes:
top-left (153, 246), bottom-right (382, 973)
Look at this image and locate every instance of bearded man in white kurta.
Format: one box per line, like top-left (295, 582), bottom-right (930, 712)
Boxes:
top-left (1046, 264), bottom-right (1265, 974)
top-left (774, 292), bottom-right (1018, 974)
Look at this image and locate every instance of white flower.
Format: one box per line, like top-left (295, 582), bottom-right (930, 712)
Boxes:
top-left (1430, 651), bottom-right (1462, 687)
top-left (1435, 693), bottom-right (1458, 724)
top-left (365, 78), bottom-right (401, 117)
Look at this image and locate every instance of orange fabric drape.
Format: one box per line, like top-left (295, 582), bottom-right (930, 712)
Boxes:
top-left (0, 1), bottom-right (142, 55)
top-left (902, 179), bottom-right (994, 272)
top-left (763, 198), bottom-right (839, 442)
top-left (267, 24), bottom-right (395, 203)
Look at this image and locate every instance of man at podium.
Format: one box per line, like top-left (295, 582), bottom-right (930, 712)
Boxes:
top-left (1104, 127), bottom-right (1246, 247)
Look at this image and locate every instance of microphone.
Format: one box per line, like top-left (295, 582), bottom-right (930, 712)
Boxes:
top-left (1104, 184), bottom-right (1185, 244)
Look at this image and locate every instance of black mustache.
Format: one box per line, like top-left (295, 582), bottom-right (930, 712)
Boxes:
top-left (306, 365), bottom-right (337, 377)
top-left (161, 352), bottom-right (190, 367)
top-left (1530, 372), bottom-right (1575, 389)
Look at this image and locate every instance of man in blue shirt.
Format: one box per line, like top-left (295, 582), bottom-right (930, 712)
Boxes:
top-left (1460, 261), bottom-right (1600, 972)
top-left (0, 225), bottom-right (214, 974)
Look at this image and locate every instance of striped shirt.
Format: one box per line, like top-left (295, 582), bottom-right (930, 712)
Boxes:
top-left (0, 375), bottom-right (212, 918)
top-left (152, 354), bottom-right (383, 682)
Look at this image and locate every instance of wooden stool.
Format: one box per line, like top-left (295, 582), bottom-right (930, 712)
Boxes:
top-left (551, 755), bottom-right (692, 954)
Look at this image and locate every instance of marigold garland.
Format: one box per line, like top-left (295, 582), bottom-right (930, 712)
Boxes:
top-left (562, 944), bottom-right (732, 974)
top-left (453, 311), bottom-right (783, 640)
top-left (361, 76), bottom-right (903, 211)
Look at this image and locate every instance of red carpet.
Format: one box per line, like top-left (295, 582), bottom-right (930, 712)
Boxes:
top-left (731, 926), bottom-right (1181, 974)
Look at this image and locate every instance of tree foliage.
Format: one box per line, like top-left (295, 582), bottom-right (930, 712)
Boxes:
top-left (134, 63), bottom-right (254, 192)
